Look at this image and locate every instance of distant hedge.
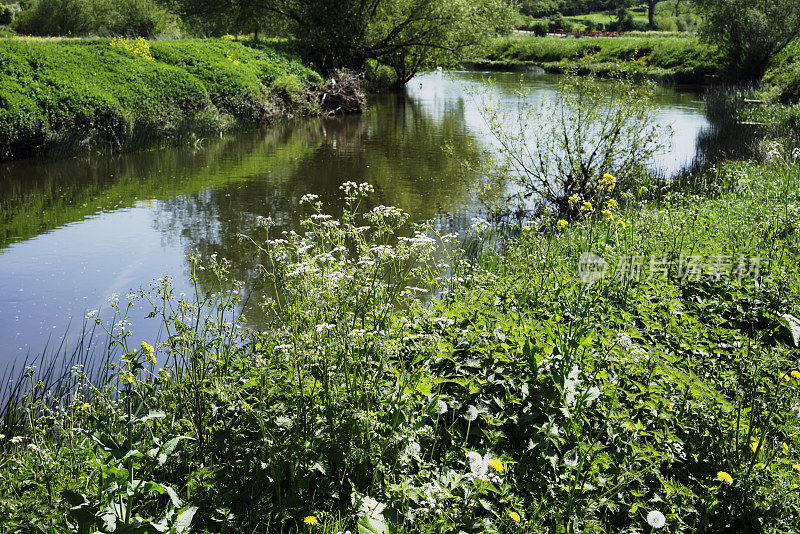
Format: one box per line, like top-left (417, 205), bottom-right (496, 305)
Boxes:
top-left (0, 38), bottom-right (322, 160)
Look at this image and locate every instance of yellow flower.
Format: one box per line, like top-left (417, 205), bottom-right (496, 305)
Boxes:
top-left (521, 226), bottom-right (531, 232)
top-left (580, 201), bottom-right (593, 213)
top-left (141, 341), bottom-right (156, 364)
top-left (750, 441), bottom-right (759, 453)
top-left (508, 510), bottom-right (521, 522)
top-left (79, 403), bottom-right (90, 412)
top-left (793, 464), bottom-right (800, 472)
top-left (557, 219), bottom-right (568, 230)
top-left (488, 458), bottom-right (505, 473)
top-left (303, 516), bottom-right (318, 525)
top-left (616, 220), bottom-right (627, 229)
top-left (792, 371), bottom-right (800, 379)
top-left (781, 372), bottom-right (791, 382)
top-left (624, 423), bottom-right (636, 432)
top-left (717, 471), bottom-right (733, 485)
top-left (607, 198), bottom-right (618, 210)
top-left (120, 372), bottom-right (135, 385)
top-left (601, 209), bottom-right (613, 221)
top-left (600, 173), bottom-right (617, 191)
top-left (568, 194), bottom-right (580, 207)
top-left (784, 442), bottom-right (789, 454)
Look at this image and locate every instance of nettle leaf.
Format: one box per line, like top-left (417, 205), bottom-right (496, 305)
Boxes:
top-left (780, 313), bottom-right (800, 346)
top-left (171, 505), bottom-right (198, 534)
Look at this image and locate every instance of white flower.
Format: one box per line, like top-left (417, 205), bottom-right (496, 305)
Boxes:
top-left (437, 400), bottom-right (448, 414)
top-left (405, 442), bottom-right (421, 459)
top-left (464, 405), bottom-right (478, 422)
top-left (300, 194), bottom-right (319, 204)
top-left (10, 436), bottom-right (23, 444)
top-left (792, 405), bottom-right (800, 417)
top-left (466, 451), bottom-right (485, 475)
top-left (646, 510), bottom-right (666, 529)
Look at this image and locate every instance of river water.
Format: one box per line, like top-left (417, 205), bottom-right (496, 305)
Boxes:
top-left (0, 70), bottom-right (710, 367)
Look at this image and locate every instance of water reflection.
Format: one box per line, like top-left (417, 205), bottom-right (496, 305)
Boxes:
top-left (0, 70), bottom-right (714, 365)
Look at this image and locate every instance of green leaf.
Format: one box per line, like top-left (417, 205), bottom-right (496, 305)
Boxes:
top-left (171, 505), bottom-right (198, 534)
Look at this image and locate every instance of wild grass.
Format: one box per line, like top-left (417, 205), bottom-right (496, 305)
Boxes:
top-left (471, 35), bottom-right (721, 83)
top-left (0, 38), bottom-right (322, 161)
top-left (2, 121), bottom-right (800, 532)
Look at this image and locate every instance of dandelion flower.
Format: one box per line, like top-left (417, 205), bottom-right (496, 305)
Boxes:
top-left (488, 458), bottom-right (505, 473)
top-left (508, 510), bottom-right (521, 522)
top-left (466, 451), bottom-right (488, 477)
top-left (464, 405), bottom-right (479, 422)
top-left (303, 516), bottom-right (318, 525)
top-left (437, 399), bottom-right (448, 414)
top-left (646, 510), bottom-right (666, 529)
top-left (557, 219), bottom-right (568, 230)
top-left (717, 471), bottom-right (733, 485)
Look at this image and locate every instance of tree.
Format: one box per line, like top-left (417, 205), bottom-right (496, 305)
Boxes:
top-left (693, 0), bottom-right (800, 81)
top-left (645, 0), bottom-right (663, 29)
top-left (167, 0), bottom-right (511, 80)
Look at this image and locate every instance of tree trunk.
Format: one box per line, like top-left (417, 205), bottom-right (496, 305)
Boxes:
top-left (648, 0), bottom-right (656, 30)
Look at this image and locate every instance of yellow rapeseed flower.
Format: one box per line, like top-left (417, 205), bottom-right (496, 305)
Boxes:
top-left (600, 173), bottom-right (617, 192)
top-left (521, 226), bottom-right (531, 232)
top-left (488, 458), bottom-right (505, 473)
top-left (508, 510), bottom-right (521, 522)
top-left (557, 219), bottom-right (568, 230)
top-left (616, 220), bottom-right (627, 229)
top-left (607, 198), bottom-right (618, 210)
top-left (793, 464), bottom-right (800, 472)
top-left (792, 371), bottom-right (800, 379)
top-left (303, 516), bottom-right (318, 525)
top-left (568, 195), bottom-right (580, 207)
top-left (79, 403), bottom-right (90, 412)
top-left (580, 201), bottom-right (593, 213)
top-left (717, 471), bottom-right (733, 485)
top-left (141, 341), bottom-right (156, 364)
top-left (601, 209), bottom-right (613, 221)
top-left (120, 372), bottom-right (135, 385)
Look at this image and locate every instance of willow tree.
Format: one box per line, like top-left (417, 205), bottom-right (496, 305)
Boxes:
top-left (693, 0), bottom-right (800, 81)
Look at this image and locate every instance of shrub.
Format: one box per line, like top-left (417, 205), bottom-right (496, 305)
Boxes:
top-left (12, 0), bottom-right (172, 38)
top-left (0, 5), bottom-right (16, 25)
top-left (530, 19), bottom-right (548, 36)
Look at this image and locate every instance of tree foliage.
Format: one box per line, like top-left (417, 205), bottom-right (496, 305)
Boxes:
top-left (693, 0), bottom-right (800, 81)
top-left (167, 0), bottom-right (511, 80)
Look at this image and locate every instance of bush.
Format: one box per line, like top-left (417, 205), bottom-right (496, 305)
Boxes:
top-left (0, 5), bottom-right (16, 25)
top-left (530, 19), bottom-right (548, 36)
top-left (12, 0), bottom-right (172, 38)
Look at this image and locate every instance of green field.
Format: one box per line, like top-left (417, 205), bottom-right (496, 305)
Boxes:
top-left (471, 34), bottom-right (722, 83)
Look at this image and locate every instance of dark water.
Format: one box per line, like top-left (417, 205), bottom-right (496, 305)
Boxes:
top-left (0, 70), bottom-right (710, 366)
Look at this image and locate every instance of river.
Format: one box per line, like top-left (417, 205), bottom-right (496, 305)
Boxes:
top-left (0, 70), bottom-right (711, 368)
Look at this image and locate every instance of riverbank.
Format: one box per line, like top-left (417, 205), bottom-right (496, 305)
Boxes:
top-left (468, 34), bottom-right (722, 83)
top-left (2, 88), bottom-right (800, 532)
top-left (0, 38), bottom-right (327, 161)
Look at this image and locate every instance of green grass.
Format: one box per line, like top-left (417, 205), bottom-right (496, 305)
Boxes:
top-left (2, 113), bottom-right (800, 531)
top-left (471, 34), bottom-right (722, 83)
top-left (0, 37), bottom-right (322, 161)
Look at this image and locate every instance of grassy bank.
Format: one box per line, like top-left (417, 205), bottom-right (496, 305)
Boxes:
top-left (2, 110), bottom-right (800, 532)
top-left (469, 35), bottom-right (722, 83)
top-left (0, 37), bottom-right (323, 161)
